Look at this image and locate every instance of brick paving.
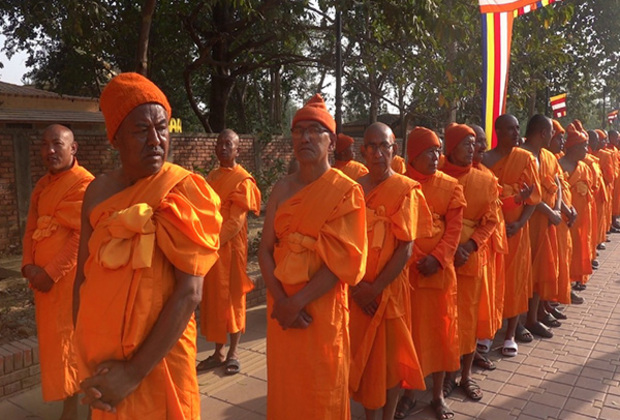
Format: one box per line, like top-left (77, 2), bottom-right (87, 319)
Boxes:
top-left (2, 234), bottom-right (620, 419)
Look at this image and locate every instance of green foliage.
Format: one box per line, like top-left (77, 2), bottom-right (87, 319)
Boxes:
top-left (254, 157), bottom-right (286, 201)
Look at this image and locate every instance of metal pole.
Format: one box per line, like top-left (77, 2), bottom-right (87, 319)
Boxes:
top-left (335, 9), bottom-right (342, 133)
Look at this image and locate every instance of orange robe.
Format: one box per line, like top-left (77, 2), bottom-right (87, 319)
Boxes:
top-left (473, 163), bottom-right (507, 340)
top-left (21, 161), bottom-right (93, 402)
top-left (529, 148), bottom-right (561, 301)
top-left (349, 174), bottom-right (431, 409)
top-left (334, 159), bottom-right (369, 180)
top-left (489, 148), bottom-right (541, 319)
top-left (596, 148), bottom-right (615, 233)
top-left (564, 161), bottom-right (594, 284)
top-left (75, 162), bottom-right (221, 420)
top-left (406, 165), bottom-right (465, 376)
top-left (391, 155), bottom-right (407, 174)
top-left (267, 168), bottom-right (367, 420)
top-left (201, 165), bottom-right (261, 343)
top-left (583, 154), bottom-right (607, 249)
top-left (443, 161), bottom-right (499, 356)
top-left (556, 169), bottom-right (573, 304)
top-left (609, 145), bottom-right (620, 215)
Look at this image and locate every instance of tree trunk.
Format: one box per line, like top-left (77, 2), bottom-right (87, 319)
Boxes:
top-left (528, 90), bottom-right (537, 119)
top-left (136, 0), bottom-right (157, 75)
top-left (369, 71), bottom-right (378, 123)
top-left (208, 74), bottom-right (235, 133)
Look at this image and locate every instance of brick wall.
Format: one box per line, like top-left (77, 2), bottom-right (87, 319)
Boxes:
top-left (0, 135), bottom-right (20, 255)
top-left (0, 338), bottom-right (40, 398)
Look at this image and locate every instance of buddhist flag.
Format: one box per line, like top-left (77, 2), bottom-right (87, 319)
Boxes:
top-left (608, 110), bottom-right (618, 125)
top-left (550, 93), bottom-right (567, 119)
top-left (480, 0), bottom-right (564, 147)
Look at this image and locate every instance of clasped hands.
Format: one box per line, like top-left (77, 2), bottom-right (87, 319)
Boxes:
top-left (79, 360), bottom-right (141, 413)
top-left (271, 296), bottom-right (313, 330)
top-left (351, 281), bottom-right (380, 316)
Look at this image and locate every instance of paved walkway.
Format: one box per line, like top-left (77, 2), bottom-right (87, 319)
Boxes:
top-left (2, 234), bottom-right (620, 419)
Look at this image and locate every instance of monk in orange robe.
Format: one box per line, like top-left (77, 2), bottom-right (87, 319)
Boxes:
top-left (559, 122), bottom-right (594, 294)
top-left (545, 120), bottom-right (578, 309)
top-left (483, 114), bottom-right (541, 356)
top-left (470, 125), bottom-right (508, 367)
top-left (73, 73), bottom-right (222, 419)
top-left (396, 127), bottom-right (465, 420)
top-left (198, 129), bottom-right (261, 375)
top-left (258, 94), bottom-right (367, 420)
top-left (349, 123), bottom-right (430, 420)
top-left (607, 130), bottom-right (620, 230)
top-left (391, 154), bottom-right (407, 174)
top-left (593, 130), bottom-right (615, 239)
top-left (22, 124), bottom-right (93, 420)
top-left (442, 123), bottom-right (499, 403)
top-left (583, 132), bottom-right (607, 272)
top-left (520, 115), bottom-right (563, 339)
top-left (334, 133), bottom-right (370, 180)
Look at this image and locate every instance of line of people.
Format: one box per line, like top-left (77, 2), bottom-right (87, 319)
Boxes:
top-left (20, 72), bottom-right (616, 420)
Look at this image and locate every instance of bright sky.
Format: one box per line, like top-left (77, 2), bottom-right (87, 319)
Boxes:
top-left (0, 35), bottom-right (29, 85)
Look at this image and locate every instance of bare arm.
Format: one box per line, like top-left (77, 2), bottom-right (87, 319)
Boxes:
top-left (72, 184), bottom-right (96, 325)
top-left (80, 268), bottom-right (203, 411)
top-left (352, 240), bottom-right (412, 315)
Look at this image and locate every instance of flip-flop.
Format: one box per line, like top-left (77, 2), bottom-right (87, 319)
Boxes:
top-left (460, 378), bottom-right (483, 401)
top-left (549, 307), bottom-right (567, 320)
top-left (196, 355), bottom-right (225, 372)
top-left (430, 399), bottom-right (454, 420)
top-left (476, 338), bottom-right (493, 354)
top-left (502, 339), bottom-right (518, 357)
top-left (515, 324), bottom-right (533, 343)
top-left (473, 353), bottom-right (496, 370)
top-left (527, 321), bottom-right (554, 338)
top-left (224, 358), bottom-right (240, 375)
top-left (442, 377), bottom-right (458, 398)
top-left (540, 313), bottom-right (561, 328)
top-left (394, 395), bottom-right (416, 419)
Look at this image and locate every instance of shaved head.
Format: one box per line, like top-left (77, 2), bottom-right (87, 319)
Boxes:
top-left (41, 124), bottom-right (77, 174)
top-left (363, 122), bottom-right (395, 144)
top-left (43, 124), bottom-right (75, 143)
top-left (218, 128), bottom-right (239, 144)
top-left (215, 128), bottom-right (240, 167)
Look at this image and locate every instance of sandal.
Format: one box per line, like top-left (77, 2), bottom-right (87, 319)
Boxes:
top-left (515, 324), bottom-right (533, 343)
top-left (224, 358), bottom-right (240, 375)
top-left (460, 378), bottom-right (483, 401)
top-left (196, 355), bottom-right (225, 372)
top-left (526, 321), bottom-right (554, 338)
top-left (442, 376), bottom-right (458, 398)
top-left (394, 395), bottom-right (416, 419)
top-left (540, 313), bottom-right (561, 328)
top-left (473, 352), bottom-right (496, 370)
top-left (502, 339), bottom-right (518, 357)
top-left (549, 306), bottom-right (567, 320)
top-left (430, 398), bottom-right (454, 420)
top-left (476, 338), bottom-right (492, 354)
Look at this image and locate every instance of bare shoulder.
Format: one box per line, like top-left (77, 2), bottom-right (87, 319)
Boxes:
top-left (82, 170), bottom-right (125, 216)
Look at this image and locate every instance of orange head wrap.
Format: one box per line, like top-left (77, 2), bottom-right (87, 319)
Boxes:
top-left (100, 72), bottom-right (172, 143)
top-left (565, 120), bottom-right (588, 149)
top-left (291, 93), bottom-right (336, 134)
top-left (407, 127), bottom-right (440, 163)
top-left (552, 119), bottom-right (565, 135)
top-left (444, 123), bottom-right (475, 156)
top-left (336, 133), bottom-right (354, 153)
top-left (595, 129), bottom-right (608, 140)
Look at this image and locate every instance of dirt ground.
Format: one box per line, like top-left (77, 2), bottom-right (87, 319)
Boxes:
top-left (0, 215), bottom-right (265, 347)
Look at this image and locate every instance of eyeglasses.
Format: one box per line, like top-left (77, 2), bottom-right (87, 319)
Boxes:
top-left (291, 125), bottom-right (330, 138)
top-left (364, 142), bottom-right (394, 154)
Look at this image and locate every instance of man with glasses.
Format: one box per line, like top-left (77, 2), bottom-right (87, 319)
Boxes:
top-left (197, 129), bottom-right (261, 376)
top-left (259, 94), bottom-right (368, 419)
top-left (349, 122), bottom-right (431, 420)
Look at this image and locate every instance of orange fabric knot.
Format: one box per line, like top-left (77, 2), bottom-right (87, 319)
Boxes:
top-left (285, 232), bottom-right (317, 253)
top-left (575, 181), bottom-right (589, 197)
top-left (32, 215), bottom-right (60, 242)
top-left (96, 203), bottom-right (157, 270)
top-left (366, 206), bottom-right (390, 249)
top-left (431, 212), bottom-right (444, 236)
